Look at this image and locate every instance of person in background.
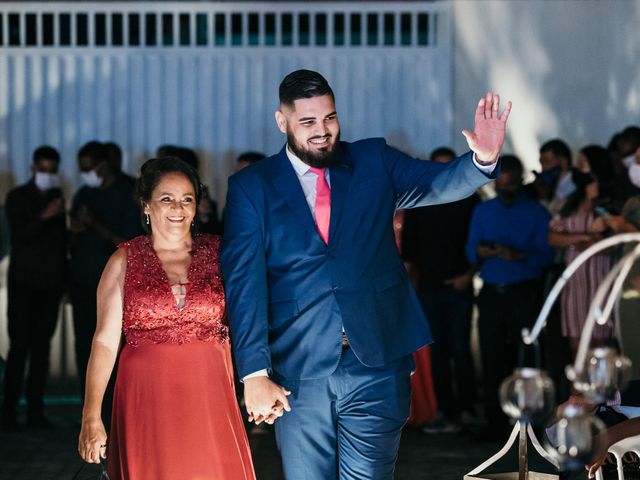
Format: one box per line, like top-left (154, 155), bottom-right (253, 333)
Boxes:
top-left (235, 151), bottom-right (266, 172)
top-left (531, 138), bottom-right (576, 403)
top-left (69, 141), bottom-right (142, 405)
top-left (610, 126), bottom-right (640, 211)
top-left (1, 146), bottom-right (67, 431)
top-left (466, 155), bottom-right (554, 441)
top-left (531, 138), bottom-right (575, 213)
top-left (402, 146), bottom-right (480, 434)
top-left (548, 145), bottom-right (617, 360)
top-left (104, 142), bottom-right (136, 188)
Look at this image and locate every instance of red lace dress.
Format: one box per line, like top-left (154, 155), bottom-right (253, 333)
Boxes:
top-left (107, 235), bottom-right (255, 480)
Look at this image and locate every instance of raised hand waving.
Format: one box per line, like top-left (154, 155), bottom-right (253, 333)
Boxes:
top-left (462, 91), bottom-right (512, 165)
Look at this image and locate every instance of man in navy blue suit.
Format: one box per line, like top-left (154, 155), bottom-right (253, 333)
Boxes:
top-left (221, 69), bottom-right (512, 479)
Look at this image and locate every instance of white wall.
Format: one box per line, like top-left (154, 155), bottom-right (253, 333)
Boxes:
top-left (451, 0), bottom-right (640, 173)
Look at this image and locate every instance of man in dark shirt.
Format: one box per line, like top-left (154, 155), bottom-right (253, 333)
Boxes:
top-left (1, 146), bottom-right (67, 431)
top-left (402, 147), bottom-right (480, 433)
top-left (69, 141), bottom-right (142, 402)
top-left (465, 155), bottom-right (554, 440)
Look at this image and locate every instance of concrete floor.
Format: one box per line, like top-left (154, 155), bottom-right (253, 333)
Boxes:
top-left (0, 402), bottom-right (564, 480)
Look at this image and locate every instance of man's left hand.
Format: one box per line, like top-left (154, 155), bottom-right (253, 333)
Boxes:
top-left (462, 91), bottom-right (512, 165)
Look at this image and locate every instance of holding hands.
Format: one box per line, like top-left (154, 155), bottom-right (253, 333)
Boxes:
top-left (462, 92), bottom-right (512, 165)
top-left (243, 376), bottom-right (291, 425)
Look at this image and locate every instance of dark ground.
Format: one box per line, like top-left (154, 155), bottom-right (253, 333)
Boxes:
top-left (0, 400), bottom-right (562, 480)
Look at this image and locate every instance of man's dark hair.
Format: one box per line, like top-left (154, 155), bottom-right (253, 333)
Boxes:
top-left (136, 156), bottom-right (202, 233)
top-left (179, 147), bottom-right (199, 171)
top-left (429, 147), bottom-right (456, 161)
top-left (540, 138), bottom-right (572, 164)
top-left (237, 151), bottom-right (266, 165)
top-left (619, 126), bottom-right (640, 151)
top-left (279, 69), bottom-right (334, 108)
top-left (499, 154), bottom-right (524, 180)
top-left (78, 141), bottom-right (109, 164)
top-left (156, 144), bottom-right (199, 171)
top-left (104, 142), bottom-right (123, 171)
top-left (33, 145), bottom-right (60, 164)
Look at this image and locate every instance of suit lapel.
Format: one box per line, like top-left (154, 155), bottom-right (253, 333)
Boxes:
top-left (328, 146), bottom-right (354, 244)
top-left (270, 146), bottom-right (321, 242)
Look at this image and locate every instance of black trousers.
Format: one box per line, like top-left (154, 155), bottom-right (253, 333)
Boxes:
top-left (1, 284), bottom-right (63, 420)
top-left (419, 286), bottom-right (476, 419)
top-left (70, 282), bottom-right (116, 427)
top-left (70, 283), bottom-right (97, 401)
top-left (477, 280), bottom-right (542, 434)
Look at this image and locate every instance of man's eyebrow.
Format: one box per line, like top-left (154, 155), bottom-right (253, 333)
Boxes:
top-left (298, 111), bottom-right (337, 122)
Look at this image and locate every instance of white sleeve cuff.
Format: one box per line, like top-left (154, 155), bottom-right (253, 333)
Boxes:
top-left (242, 369), bottom-right (269, 382)
top-left (472, 152), bottom-right (498, 174)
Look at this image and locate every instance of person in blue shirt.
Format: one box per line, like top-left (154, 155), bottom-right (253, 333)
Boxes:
top-left (466, 154), bottom-right (554, 440)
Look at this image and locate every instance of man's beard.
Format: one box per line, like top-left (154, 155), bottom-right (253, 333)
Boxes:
top-left (287, 130), bottom-right (341, 168)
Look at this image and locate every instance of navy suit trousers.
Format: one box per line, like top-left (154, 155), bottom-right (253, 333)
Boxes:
top-left (274, 347), bottom-right (413, 479)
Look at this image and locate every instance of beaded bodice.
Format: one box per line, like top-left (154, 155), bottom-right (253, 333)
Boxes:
top-left (120, 235), bottom-right (228, 347)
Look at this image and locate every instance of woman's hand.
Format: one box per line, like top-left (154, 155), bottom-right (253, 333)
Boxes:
top-left (78, 417), bottom-right (107, 464)
top-left (587, 432), bottom-right (609, 479)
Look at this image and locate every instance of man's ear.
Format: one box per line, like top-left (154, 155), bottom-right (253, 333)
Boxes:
top-left (275, 110), bottom-right (287, 135)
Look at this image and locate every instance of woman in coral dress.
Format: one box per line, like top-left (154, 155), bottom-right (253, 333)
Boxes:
top-left (78, 157), bottom-right (256, 479)
top-left (393, 210), bottom-right (438, 427)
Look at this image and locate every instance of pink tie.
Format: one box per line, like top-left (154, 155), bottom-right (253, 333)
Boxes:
top-left (309, 167), bottom-right (330, 244)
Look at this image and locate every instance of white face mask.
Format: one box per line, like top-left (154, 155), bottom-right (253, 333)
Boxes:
top-left (34, 172), bottom-right (60, 191)
top-left (622, 154), bottom-right (636, 169)
top-left (80, 170), bottom-right (103, 188)
top-left (629, 163), bottom-right (640, 188)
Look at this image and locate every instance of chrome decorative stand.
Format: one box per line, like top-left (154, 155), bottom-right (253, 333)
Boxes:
top-left (466, 233), bottom-right (640, 479)
top-left (464, 420), bottom-right (559, 480)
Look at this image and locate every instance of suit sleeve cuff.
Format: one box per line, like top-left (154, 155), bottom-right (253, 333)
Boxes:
top-left (242, 369), bottom-right (269, 382)
top-left (472, 153), bottom-right (498, 174)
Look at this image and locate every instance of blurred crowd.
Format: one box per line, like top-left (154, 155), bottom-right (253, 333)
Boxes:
top-left (1, 125), bottom-right (640, 464)
top-left (399, 125), bottom-right (640, 444)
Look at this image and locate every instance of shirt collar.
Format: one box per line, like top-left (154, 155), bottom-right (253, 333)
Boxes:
top-left (285, 144), bottom-right (313, 177)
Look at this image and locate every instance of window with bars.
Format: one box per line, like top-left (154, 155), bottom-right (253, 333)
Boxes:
top-left (0, 10), bottom-right (437, 48)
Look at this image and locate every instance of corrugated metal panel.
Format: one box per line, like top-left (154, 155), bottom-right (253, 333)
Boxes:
top-left (0, 2), bottom-right (453, 205)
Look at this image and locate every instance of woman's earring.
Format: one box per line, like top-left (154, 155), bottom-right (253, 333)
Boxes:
top-left (146, 213), bottom-right (150, 225)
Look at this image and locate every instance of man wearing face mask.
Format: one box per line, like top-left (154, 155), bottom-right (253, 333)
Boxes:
top-left (534, 139), bottom-right (575, 213)
top-left (609, 126), bottom-right (640, 211)
top-left (1, 146), bottom-right (67, 431)
top-left (465, 155), bottom-right (555, 440)
top-left (69, 141), bottom-right (142, 405)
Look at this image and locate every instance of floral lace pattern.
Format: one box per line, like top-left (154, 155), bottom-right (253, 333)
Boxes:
top-left (120, 234), bottom-right (228, 347)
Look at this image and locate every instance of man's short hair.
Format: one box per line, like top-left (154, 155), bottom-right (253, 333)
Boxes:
top-left (104, 142), bottom-right (123, 171)
top-left (429, 147), bottom-right (456, 161)
top-left (33, 145), bottom-right (60, 164)
top-left (279, 69), bottom-right (334, 108)
top-left (540, 138), bottom-right (571, 163)
top-left (237, 151), bottom-right (266, 165)
top-left (499, 154), bottom-right (524, 180)
top-left (78, 141), bottom-right (109, 163)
